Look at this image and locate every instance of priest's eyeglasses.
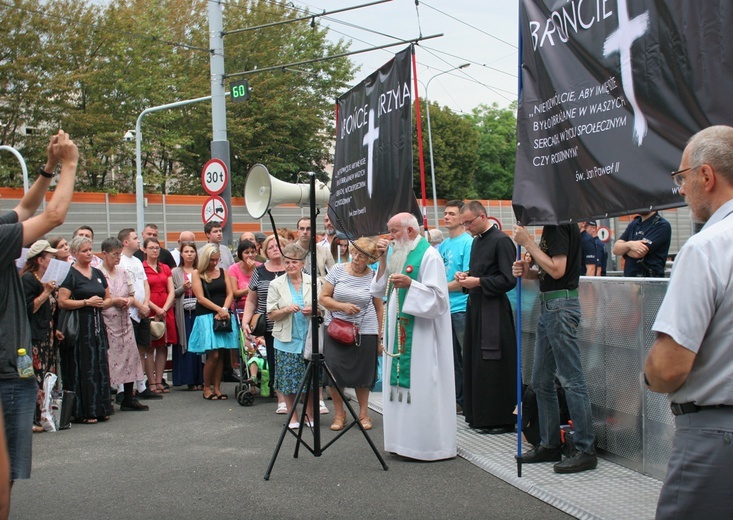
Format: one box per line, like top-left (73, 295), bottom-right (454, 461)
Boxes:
top-left (671, 165), bottom-right (701, 187)
top-left (460, 215), bottom-right (481, 227)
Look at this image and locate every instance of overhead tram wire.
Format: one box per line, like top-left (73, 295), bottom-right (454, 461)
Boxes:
top-left (221, 0), bottom-right (393, 36)
top-left (0, 0), bottom-right (211, 55)
top-left (420, 45), bottom-right (517, 79)
top-left (287, 2), bottom-right (516, 94)
top-left (418, 0), bottom-right (518, 50)
top-left (232, 0), bottom-right (514, 104)
top-left (418, 47), bottom-right (515, 102)
top-left (225, 33), bottom-right (442, 79)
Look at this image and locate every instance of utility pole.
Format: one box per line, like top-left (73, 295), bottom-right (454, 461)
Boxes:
top-left (209, 0), bottom-right (233, 246)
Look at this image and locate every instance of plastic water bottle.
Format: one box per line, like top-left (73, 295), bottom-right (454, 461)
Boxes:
top-left (17, 348), bottom-right (34, 378)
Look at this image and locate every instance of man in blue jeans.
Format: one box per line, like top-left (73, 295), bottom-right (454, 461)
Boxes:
top-left (0, 131), bottom-right (77, 503)
top-left (512, 223), bottom-right (597, 473)
top-left (437, 200), bottom-right (473, 413)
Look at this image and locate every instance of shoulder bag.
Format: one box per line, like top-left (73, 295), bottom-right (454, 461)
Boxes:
top-left (327, 317), bottom-right (360, 346)
top-left (249, 313), bottom-right (266, 336)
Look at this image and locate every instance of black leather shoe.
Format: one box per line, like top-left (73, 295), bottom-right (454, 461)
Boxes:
top-left (554, 450), bottom-right (597, 473)
top-left (481, 425), bottom-right (514, 435)
top-left (515, 445), bottom-right (562, 463)
top-left (120, 400), bottom-right (149, 412)
top-left (137, 388), bottom-right (163, 400)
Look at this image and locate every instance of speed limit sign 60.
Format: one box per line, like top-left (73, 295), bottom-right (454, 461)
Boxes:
top-left (201, 158), bottom-right (228, 196)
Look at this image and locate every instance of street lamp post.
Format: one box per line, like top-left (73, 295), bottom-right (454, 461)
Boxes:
top-left (0, 145), bottom-right (29, 194)
top-left (425, 63), bottom-right (470, 228)
top-left (132, 94), bottom-right (226, 235)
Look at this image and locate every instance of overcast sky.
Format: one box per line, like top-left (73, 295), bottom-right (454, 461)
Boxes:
top-left (297, 0), bottom-right (520, 113)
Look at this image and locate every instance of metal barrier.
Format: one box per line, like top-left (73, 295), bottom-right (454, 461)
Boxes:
top-left (512, 276), bottom-right (673, 480)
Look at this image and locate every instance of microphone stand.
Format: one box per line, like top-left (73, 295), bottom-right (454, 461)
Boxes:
top-left (264, 172), bottom-right (388, 479)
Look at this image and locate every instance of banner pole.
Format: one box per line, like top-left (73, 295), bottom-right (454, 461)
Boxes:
top-left (411, 45), bottom-right (429, 231)
top-left (516, 1), bottom-right (524, 479)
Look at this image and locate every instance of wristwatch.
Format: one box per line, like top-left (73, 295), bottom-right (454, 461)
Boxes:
top-left (38, 166), bottom-right (54, 178)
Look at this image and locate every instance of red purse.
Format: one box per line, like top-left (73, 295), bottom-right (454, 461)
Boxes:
top-left (327, 317), bottom-right (360, 346)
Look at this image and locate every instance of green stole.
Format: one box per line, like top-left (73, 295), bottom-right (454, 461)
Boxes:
top-left (390, 237), bottom-right (431, 393)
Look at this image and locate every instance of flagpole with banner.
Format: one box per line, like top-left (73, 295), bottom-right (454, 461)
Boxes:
top-left (329, 45), bottom-right (421, 238)
top-left (411, 45), bottom-right (429, 232)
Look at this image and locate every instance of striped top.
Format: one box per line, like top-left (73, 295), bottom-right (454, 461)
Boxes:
top-left (248, 264), bottom-right (285, 332)
top-left (324, 263), bottom-right (378, 334)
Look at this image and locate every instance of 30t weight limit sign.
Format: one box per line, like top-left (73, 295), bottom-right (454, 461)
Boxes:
top-left (201, 158), bottom-right (228, 196)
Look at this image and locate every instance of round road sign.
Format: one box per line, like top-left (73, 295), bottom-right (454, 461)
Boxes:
top-left (598, 226), bottom-right (611, 243)
top-left (201, 158), bottom-right (228, 196)
top-left (487, 216), bottom-right (502, 230)
top-left (202, 195), bottom-right (228, 226)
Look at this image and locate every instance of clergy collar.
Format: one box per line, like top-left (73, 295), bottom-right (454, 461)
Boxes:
top-left (475, 224), bottom-right (493, 238)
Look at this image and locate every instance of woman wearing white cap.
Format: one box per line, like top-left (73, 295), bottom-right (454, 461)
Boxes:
top-left (19, 240), bottom-right (59, 432)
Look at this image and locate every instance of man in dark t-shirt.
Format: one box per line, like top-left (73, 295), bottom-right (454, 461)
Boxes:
top-left (579, 221), bottom-right (601, 276)
top-left (612, 211), bottom-right (671, 277)
top-left (134, 223), bottom-right (177, 270)
top-left (0, 131), bottom-right (77, 500)
top-left (512, 224), bottom-right (597, 474)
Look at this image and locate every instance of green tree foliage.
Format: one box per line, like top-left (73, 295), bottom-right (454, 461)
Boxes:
top-left (467, 101), bottom-right (517, 200)
top-left (0, 0), bottom-right (354, 193)
top-left (412, 98), bottom-right (479, 201)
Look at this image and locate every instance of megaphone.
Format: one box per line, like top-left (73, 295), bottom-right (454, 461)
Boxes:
top-left (244, 164), bottom-right (331, 220)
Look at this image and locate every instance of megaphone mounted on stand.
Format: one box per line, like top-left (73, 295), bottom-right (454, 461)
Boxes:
top-left (244, 163), bottom-right (331, 220)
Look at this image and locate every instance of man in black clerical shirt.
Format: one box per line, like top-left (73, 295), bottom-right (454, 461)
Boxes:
top-left (455, 201), bottom-right (517, 434)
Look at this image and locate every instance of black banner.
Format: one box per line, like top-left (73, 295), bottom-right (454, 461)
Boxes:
top-left (330, 46), bottom-right (420, 237)
top-left (514, 1), bottom-right (733, 225)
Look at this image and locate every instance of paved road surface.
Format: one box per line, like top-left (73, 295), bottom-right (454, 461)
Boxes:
top-left (10, 383), bottom-right (571, 519)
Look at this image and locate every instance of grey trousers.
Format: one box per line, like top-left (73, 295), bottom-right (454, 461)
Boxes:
top-left (656, 408), bottom-right (733, 519)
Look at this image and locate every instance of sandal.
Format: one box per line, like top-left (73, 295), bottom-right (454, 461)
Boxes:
top-left (149, 383), bottom-right (163, 394)
top-left (214, 393), bottom-right (228, 400)
top-left (275, 402), bottom-right (288, 414)
top-left (159, 381), bottom-right (170, 393)
top-left (359, 417), bottom-right (373, 431)
top-left (330, 416), bottom-right (347, 431)
top-left (319, 400), bottom-right (329, 414)
top-left (80, 418), bottom-right (98, 424)
top-left (203, 393), bottom-right (219, 400)
top-left (32, 424), bottom-right (44, 433)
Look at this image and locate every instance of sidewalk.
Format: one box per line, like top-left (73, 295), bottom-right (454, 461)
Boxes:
top-left (366, 391), bottom-right (663, 520)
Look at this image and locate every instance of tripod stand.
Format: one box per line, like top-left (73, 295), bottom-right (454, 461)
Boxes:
top-left (263, 173), bottom-right (388, 480)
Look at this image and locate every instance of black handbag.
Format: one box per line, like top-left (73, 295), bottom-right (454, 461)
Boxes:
top-left (249, 313), bottom-right (266, 336)
top-left (203, 268), bottom-right (231, 333)
top-left (213, 315), bottom-right (231, 332)
top-left (58, 308), bottom-right (79, 350)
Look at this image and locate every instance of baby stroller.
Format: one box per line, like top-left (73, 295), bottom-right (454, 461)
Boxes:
top-left (235, 333), bottom-right (269, 407)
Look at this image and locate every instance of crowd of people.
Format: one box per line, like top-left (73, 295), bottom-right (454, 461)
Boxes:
top-left (5, 127), bottom-right (733, 520)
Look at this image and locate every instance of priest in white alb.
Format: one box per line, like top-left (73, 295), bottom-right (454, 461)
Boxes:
top-left (370, 212), bottom-right (456, 461)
